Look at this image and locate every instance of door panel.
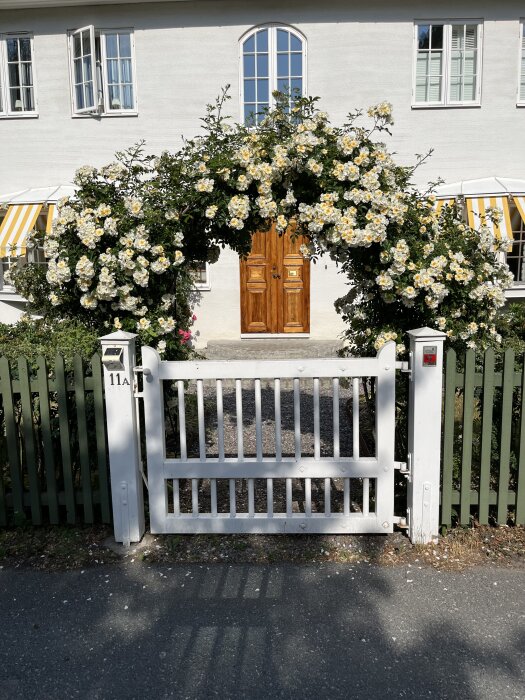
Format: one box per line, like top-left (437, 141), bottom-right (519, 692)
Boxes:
top-left (240, 225), bottom-right (310, 333)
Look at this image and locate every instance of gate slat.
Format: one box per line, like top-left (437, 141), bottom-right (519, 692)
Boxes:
top-left (267, 478), bottom-right (273, 517)
top-left (497, 349), bottom-right (514, 524)
top-left (55, 355), bottom-right (76, 523)
top-left (229, 478), bottom-right (236, 517)
top-left (196, 379), bottom-right (206, 461)
top-left (479, 349), bottom-right (495, 524)
top-left (274, 379), bottom-right (281, 461)
top-left (516, 355), bottom-right (525, 524)
top-left (293, 378), bottom-right (301, 460)
top-left (173, 478), bottom-right (180, 516)
top-left (37, 356), bottom-right (59, 524)
top-left (177, 380), bottom-right (187, 460)
top-left (313, 377), bottom-right (320, 460)
top-left (248, 478), bottom-right (255, 516)
top-left (216, 379), bottom-right (225, 461)
top-left (333, 378), bottom-right (340, 459)
top-left (286, 478), bottom-right (292, 516)
top-left (324, 477), bottom-right (331, 515)
top-left (441, 349), bottom-right (456, 526)
top-left (362, 478), bottom-right (369, 516)
top-left (460, 350), bottom-right (475, 525)
top-left (0, 357), bottom-right (24, 518)
top-left (18, 357), bottom-right (42, 525)
top-left (344, 479), bottom-right (350, 516)
top-left (352, 378), bottom-right (360, 459)
top-left (236, 379), bottom-right (244, 460)
top-left (255, 379), bottom-right (262, 461)
top-left (211, 478), bottom-right (217, 516)
top-left (305, 478), bottom-right (311, 515)
top-left (192, 478), bottom-right (199, 516)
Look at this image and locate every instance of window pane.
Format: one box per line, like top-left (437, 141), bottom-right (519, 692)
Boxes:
top-left (83, 56), bottom-right (93, 82)
top-left (416, 52), bottom-right (429, 77)
top-left (122, 84), bottom-right (133, 109)
top-left (277, 29), bottom-right (289, 51)
top-left (244, 104), bottom-right (256, 123)
top-left (418, 25), bottom-right (430, 50)
top-left (291, 78), bottom-right (302, 95)
top-left (23, 87), bottom-right (34, 111)
top-left (119, 33), bottom-right (132, 57)
top-left (8, 64), bottom-right (20, 87)
top-left (429, 52), bottom-right (442, 76)
top-left (277, 53), bottom-right (289, 77)
top-left (74, 33), bottom-right (82, 58)
top-left (244, 79), bottom-right (256, 102)
top-left (257, 53), bottom-right (268, 77)
top-left (290, 34), bottom-right (302, 52)
top-left (451, 25), bottom-right (464, 50)
top-left (107, 59), bottom-right (119, 84)
top-left (19, 39), bottom-right (31, 61)
top-left (243, 54), bottom-right (255, 77)
top-left (74, 58), bottom-right (83, 84)
top-left (290, 52), bottom-right (302, 76)
top-left (256, 29), bottom-right (268, 52)
top-left (428, 78), bottom-right (442, 101)
top-left (120, 58), bottom-right (132, 83)
top-left (257, 78), bottom-right (269, 102)
top-left (431, 25), bottom-right (443, 50)
top-left (277, 78), bottom-right (290, 93)
top-left (415, 79), bottom-right (428, 102)
top-left (21, 63), bottom-right (33, 86)
top-left (243, 35), bottom-right (255, 53)
top-left (449, 77), bottom-right (461, 101)
top-left (7, 39), bottom-right (19, 62)
top-left (84, 82), bottom-right (94, 108)
top-left (76, 84), bottom-right (85, 109)
top-left (10, 87), bottom-right (22, 111)
top-left (105, 34), bottom-right (119, 58)
top-left (108, 84), bottom-right (121, 108)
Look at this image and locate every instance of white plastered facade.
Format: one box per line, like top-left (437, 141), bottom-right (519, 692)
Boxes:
top-left (0, 0), bottom-right (524, 341)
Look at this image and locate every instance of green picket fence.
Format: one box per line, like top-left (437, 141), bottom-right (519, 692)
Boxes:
top-left (442, 348), bottom-right (525, 526)
top-left (0, 354), bottom-right (111, 527)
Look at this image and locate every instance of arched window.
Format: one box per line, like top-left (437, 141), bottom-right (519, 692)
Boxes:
top-left (240, 25), bottom-right (306, 124)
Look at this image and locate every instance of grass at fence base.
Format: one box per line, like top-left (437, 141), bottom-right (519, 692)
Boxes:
top-left (1, 524), bottom-right (523, 571)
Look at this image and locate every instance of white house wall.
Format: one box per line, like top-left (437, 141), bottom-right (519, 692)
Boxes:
top-left (0, 0), bottom-right (524, 338)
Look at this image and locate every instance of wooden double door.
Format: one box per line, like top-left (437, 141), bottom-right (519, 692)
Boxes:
top-left (240, 225), bottom-right (310, 334)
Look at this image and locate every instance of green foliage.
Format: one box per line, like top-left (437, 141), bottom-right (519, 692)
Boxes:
top-left (495, 302), bottom-right (525, 353)
top-left (0, 317), bottom-right (99, 366)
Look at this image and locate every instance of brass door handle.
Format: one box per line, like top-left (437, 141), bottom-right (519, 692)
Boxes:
top-left (272, 274), bottom-right (281, 279)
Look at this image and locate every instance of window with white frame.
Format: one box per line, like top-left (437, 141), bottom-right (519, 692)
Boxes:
top-left (414, 22), bottom-right (482, 106)
top-left (69, 27), bottom-right (136, 115)
top-left (190, 262), bottom-right (211, 290)
top-left (519, 22), bottom-right (525, 104)
top-left (0, 34), bottom-right (37, 116)
top-left (507, 204), bottom-right (525, 284)
top-left (241, 25), bottom-right (305, 124)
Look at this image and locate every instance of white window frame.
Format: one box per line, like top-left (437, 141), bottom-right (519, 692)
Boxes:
top-left (191, 262), bottom-right (211, 291)
top-left (68, 26), bottom-right (138, 117)
top-left (412, 20), bottom-right (483, 108)
top-left (0, 33), bottom-right (39, 118)
top-left (239, 23), bottom-right (307, 124)
top-left (517, 20), bottom-right (525, 106)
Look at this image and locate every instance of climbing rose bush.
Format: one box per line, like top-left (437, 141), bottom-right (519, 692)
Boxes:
top-left (33, 90), bottom-right (512, 357)
top-left (41, 148), bottom-right (196, 359)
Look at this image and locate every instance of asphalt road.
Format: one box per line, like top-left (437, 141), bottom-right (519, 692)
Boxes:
top-left (0, 562), bottom-right (524, 699)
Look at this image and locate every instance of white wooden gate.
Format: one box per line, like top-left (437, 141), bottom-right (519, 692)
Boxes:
top-left (140, 342), bottom-right (397, 535)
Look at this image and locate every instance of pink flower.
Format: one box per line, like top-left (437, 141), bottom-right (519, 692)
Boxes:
top-left (192, 314), bottom-right (197, 321)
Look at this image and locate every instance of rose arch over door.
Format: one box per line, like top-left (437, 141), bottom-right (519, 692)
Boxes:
top-left (240, 225), bottom-right (310, 333)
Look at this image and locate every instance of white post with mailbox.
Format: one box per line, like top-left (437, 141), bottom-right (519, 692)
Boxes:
top-left (406, 327), bottom-right (446, 544)
top-left (100, 331), bottom-right (145, 545)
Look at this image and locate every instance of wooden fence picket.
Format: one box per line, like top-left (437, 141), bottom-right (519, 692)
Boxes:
top-left (73, 355), bottom-right (93, 524)
top-left (0, 357), bottom-right (24, 518)
top-left (478, 348), bottom-right (495, 525)
top-left (441, 349), bottom-right (456, 527)
top-left (55, 354), bottom-right (76, 523)
top-left (91, 353), bottom-right (111, 524)
top-left (497, 349), bottom-right (515, 525)
top-left (37, 355), bottom-right (59, 524)
top-left (18, 356), bottom-right (42, 525)
top-left (459, 350), bottom-right (475, 525)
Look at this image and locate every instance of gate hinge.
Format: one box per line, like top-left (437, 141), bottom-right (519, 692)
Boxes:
top-left (395, 455), bottom-right (411, 478)
top-left (396, 351), bottom-right (413, 379)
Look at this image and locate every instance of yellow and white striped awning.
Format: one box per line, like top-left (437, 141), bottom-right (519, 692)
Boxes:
top-left (435, 198), bottom-right (455, 216)
top-left (513, 196), bottom-right (525, 225)
top-left (0, 203), bottom-right (43, 257)
top-left (465, 196), bottom-right (514, 250)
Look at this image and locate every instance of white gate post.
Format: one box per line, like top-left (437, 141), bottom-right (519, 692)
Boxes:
top-left (100, 330), bottom-right (145, 545)
top-left (407, 327), bottom-right (446, 544)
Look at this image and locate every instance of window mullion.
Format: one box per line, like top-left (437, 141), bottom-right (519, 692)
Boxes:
top-left (269, 26), bottom-right (276, 109)
top-left (444, 23), bottom-right (451, 105)
top-left (100, 33), bottom-right (110, 113)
